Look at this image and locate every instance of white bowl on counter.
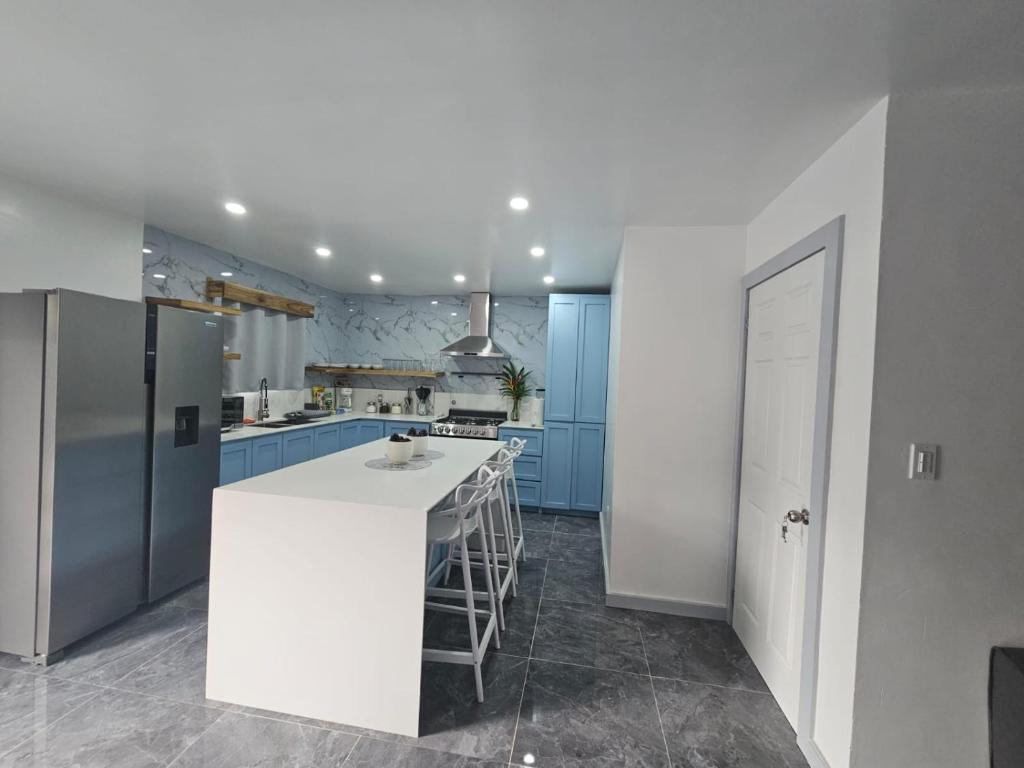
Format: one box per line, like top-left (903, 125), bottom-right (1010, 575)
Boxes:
top-left (385, 438), bottom-right (414, 465)
top-left (410, 434), bottom-right (428, 457)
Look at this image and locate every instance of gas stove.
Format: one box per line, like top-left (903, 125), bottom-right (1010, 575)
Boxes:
top-left (430, 408), bottom-right (506, 440)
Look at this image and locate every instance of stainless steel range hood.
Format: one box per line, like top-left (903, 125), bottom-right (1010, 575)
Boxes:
top-left (440, 292), bottom-right (508, 358)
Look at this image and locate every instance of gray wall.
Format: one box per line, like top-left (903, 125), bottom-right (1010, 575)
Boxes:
top-left (851, 86), bottom-right (1024, 767)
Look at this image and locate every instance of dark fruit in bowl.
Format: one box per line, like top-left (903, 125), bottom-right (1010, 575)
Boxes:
top-left (407, 427), bottom-right (418, 436)
top-left (417, 429), bottom-right (428, 437)
top-left (389, 433), bottom-right (411, 443)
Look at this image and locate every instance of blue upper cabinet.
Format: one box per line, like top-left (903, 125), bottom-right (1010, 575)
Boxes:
top-left (544, 295), bottom-right (581, 422)
top-left (574, 296), bottom-right (611, 423)
top-left (544, 294), bottom-right (610, 424)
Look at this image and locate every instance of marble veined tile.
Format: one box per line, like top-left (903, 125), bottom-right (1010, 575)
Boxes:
top-left (345, 737), bottom-right (508, 767)
top-left (518, 511), bottom-right (556, 533)
top-left (512, 659), bottom-right (670, 768)
top-left (424, 596), bottom-right (540, 659)
top-left (162, 580), bottom-right (209, 612)
top-left (171, 710), bottom-right (357, 767)
top-left (0, 688), bottom-right (221, 768)
top-left (553, 515), bottom-right (602, 537)
top-left (18, 605), bottom-right (207, 688)
top-left (653, 677), bottom-right (808, 767)
top-left (531, 600), bottom-right (647, 675)
top-left (638, 614), bottom-right (768, 693)
top-left (542, 559), bottom-right (606, 605)
top-left (113, 626), bottom-right (225, 708)
top-left (548, 532), bottom-right (604, 566)
top-left (0, 670), bottom-right (99, 757)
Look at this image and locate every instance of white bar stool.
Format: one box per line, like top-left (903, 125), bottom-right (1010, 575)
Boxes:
top-left (423, 473), bottom-right (500, 702)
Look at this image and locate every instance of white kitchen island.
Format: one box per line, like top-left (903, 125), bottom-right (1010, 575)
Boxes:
top-left (205, 436), bottom-right (503, 737)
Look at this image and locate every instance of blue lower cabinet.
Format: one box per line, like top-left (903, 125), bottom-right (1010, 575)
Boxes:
top-left (251, 434), bottom-right (283, 476)
top-left (283, 428), bottom-right (314, 467)
top-left (219, 440), bottom-right (251, 485)
top-left (384, 421), bottom-right (422, 438)
top-left (570, 422), bottom-right (605, 513)
top-left (313, 423), bottom-right (341, 458)
top-left (515, 479), bottom-right (541, 509)
top-left (513, 454), bottom-right (542, 482)
top-left (498, 427), bottom-right (543, 457)
top-left (541, 422), bottom-right (573, 510)
top-left (357, 420), bottom-right (384, 445)
top-left (340, 422), bottom-right (362, 451)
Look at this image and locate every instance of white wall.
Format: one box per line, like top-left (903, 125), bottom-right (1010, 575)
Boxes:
top-left (0, 172), bottom-right (142, 300)
top-left (605, 226), bottom-right (745, 612)
top-left (601, 251), bottom-right (625, 566)
top-left (851, 85), bottom-right (1024, 768)
top-left (745, 97), bottom-right (887, 768)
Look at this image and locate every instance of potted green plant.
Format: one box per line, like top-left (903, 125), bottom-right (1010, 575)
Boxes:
top-left (498, 361), bottom-right (533, 422)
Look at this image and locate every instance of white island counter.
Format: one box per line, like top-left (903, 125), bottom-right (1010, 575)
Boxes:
top-left (205, 436), bottom-right (503, 737)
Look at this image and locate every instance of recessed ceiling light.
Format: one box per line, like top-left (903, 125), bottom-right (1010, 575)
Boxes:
top-left (142, 247), bottom-right (153, 254)
top-left (369, 274), bottom-right (383, 283)
top-left (224, 201), bottom-right (247, 215)
top-left (509, 196), bottom-right (529, 211)
top-left (374, 317), bottom-right (380, 321)
top-left (152, 273), bottom-right (167, 279)
top-left (348, 308), bottom-right (355, 312)
top-left (220, 271), bottom-right (233, 277)
top-left (493, 302), bottom-right (500, 307)
top-left (453, 274), bottom-right (466, 283)
top-left (530, 246), bottom-right (545, 257)
top-left (315, 246), bottom-right (332, 257)
top-left (430, 300), bottom-right (439, 305)
top-left (451, 312), bottom-right (458, 317)
top-left (543, 275), bottom-right (555, 285)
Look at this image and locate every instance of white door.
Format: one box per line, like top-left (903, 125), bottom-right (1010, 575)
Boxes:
top-left (733, 251), bottom-right (824, 726)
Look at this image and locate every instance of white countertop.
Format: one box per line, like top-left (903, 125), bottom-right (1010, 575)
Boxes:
top-left (221, 411), bottom-right (543, 442)
top-left (215, 437), bottom-right (504, 512)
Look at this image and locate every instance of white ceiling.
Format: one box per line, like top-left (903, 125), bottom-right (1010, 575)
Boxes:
top-left (0, 1), bottom-right (1020, 294)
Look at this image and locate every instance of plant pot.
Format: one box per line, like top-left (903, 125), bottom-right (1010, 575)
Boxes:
top-left (385, 439), bottom-right (414, 465)
top-left (410, 434), bottom-right (428, 457)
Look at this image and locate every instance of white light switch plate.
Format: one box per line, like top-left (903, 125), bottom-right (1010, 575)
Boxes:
top-left (908, 443), bottom-right (939, 480)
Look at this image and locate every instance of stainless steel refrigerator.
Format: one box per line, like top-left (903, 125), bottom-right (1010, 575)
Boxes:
top-left (143, 303), bottom-right (224, 602)
top-left (0, 289), bottom-right (147, 664)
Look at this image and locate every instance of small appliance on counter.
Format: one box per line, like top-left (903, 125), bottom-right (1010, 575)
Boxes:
top-left (337, 386), bottom-right (353, 411)
top-left (222, 396), bottom-right (244, 429)
top-left (365, 401), bottom-right (377, 414)
top-left (415, 386), bottom-right (432, 416)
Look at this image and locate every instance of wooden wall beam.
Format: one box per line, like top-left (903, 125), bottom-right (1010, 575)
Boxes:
top-left (205, 279), bottom-right (315, 318)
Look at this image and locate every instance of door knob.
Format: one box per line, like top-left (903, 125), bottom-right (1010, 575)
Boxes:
top-left (785, 509), bottom-right (810, 525)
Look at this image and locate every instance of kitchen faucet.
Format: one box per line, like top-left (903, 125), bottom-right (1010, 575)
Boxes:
top-left (258, 378), bottom-right (270, 422)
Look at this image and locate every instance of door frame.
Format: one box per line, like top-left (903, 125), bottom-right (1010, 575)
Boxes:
top-left (726, 216), bottom-right (844, 758)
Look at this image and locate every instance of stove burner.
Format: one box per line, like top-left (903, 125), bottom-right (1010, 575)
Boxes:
top-left (431, 409), bottom-right (506, 439)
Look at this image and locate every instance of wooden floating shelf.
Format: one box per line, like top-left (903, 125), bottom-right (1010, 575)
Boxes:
top-left (206, 279), bottom-right (314, 318)
top-left (224, 352), bottom-right (242, 360)
top-left (146, 297), bottom-right (242, 316)
top-left (306, 365), bottom-right (442, 378)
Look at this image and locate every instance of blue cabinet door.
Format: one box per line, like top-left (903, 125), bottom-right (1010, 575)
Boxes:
top-left (283, 428), bottom-right (314, 466)
top-left (574, 296), bottom-right (611, 423)
top-left (498, 427), bottom-right (543, 457)
top-left (541, 422), bottom-right (573, 510)
top-left (570, 422), bottom-right (605, 513)
top-left (313, 423), bottom-right (341, 458)
top-left (544, 295), bottom-right (581, 423)
top-left (515, 480), bottom-right (541, 509)
top-left (339, 421), bottom-right (361, 451)
top-left (513, 455), bottom-right (542, 482)
top-left (383, 421), bottom-right (421, 438)
top-left (219, 440), bottom-right (251, 485)
top-left (357, 421), bottom-right (384, 445)
top-left (251, 434), bottom-right (283, 476)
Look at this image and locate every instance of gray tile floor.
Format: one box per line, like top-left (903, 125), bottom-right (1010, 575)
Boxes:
top-left (0, 512), bottom-right (807, 767)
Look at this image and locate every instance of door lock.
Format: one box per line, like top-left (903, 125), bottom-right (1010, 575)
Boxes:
top-left (785, 509), bottom-right (810, 525)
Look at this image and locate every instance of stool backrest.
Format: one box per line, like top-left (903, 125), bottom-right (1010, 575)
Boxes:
top-left (507, 437), bottom-right (526, 458)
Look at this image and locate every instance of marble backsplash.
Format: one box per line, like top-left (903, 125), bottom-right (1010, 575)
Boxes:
top-left (142, 226), bottom-right (547, 397)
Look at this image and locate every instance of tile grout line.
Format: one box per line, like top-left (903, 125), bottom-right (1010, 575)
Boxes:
top-left (0, 681), bottom-right (106, 760)
top-left (165, 706), bottom-right (230, 768)
top-left (338, 734), bottom-right (362, 766)
top-left (505, 557), bottom-right (547, 767)
top-left (639, 628), bottom-right (674, 768)
top-left (106, 620), bottom-right (208, 688)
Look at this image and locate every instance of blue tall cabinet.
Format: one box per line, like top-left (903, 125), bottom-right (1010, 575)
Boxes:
top-left (541, 294), bottom-right (610, 514)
